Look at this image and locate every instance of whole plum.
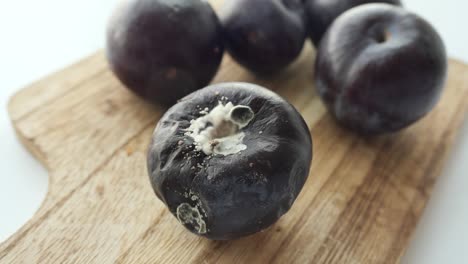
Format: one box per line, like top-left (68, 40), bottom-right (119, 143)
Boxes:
top-left (315, 4), bottom-right (447, 135)
top-left (220, 0), bottom-right (307, 75)
top-left (106, 0), bottom-right (224, 106)
top-left (306, 0), bottom-right (402, 45)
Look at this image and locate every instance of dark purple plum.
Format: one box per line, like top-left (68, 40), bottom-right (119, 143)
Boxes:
top-left (306, 0), bottom-right (402, 45)
top-left (220, 0), bottom-right (307, 75)
top-left (315, 4), bottom-right (447, 135)
top-left (147, 82), bottom-right (313, 240)
top-left (106, 0), bottom-right (224, 106)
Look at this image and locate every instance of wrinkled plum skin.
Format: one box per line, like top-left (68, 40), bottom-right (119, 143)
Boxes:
top-left (147, 83), bottom-right (313, 240)
top-left (220, 0), bottom-right (307, 75)
top-left (106, 0), bottom-right (224, 106)
top-left (315, 4), bottom-right (447, 135)
top-left (306, 0), bottom-right (402, 45)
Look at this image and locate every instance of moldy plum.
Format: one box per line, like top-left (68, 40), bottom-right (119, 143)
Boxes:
top-left (220, 0), bottom-right (307, 75)
top-left (314, 4), bottom-right (447, 135)
top-left (106, 0), bottom-right (224, 106)
top-left (147, 82), bottom-right (313, 240)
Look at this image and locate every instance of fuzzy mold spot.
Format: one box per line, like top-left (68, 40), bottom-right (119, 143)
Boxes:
top-left (185, 102), bottom-right (254, 156)
top-left (176, 203), bottom-right (207, 234)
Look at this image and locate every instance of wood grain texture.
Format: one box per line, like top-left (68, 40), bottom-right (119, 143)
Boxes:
top-left (2, 42), bottom-right (468, 263)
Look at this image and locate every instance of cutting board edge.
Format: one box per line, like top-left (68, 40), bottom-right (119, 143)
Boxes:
top-left (396, 100), bottom-right (468, 263)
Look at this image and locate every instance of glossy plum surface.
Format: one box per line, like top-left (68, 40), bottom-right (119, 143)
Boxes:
top-left (315, 4), bottom-right (447, 135)
top-left (147, 82), bottom-right (313, 240)
top-left (220, 0), bottom-right (307, 75)
top-left (306, 0), bottom-right (402, 45)
top-left (106, 0), bottom-right (224, 106)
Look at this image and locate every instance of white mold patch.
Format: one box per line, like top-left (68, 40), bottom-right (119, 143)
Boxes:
top-left (176, 203), bottom-right (207, 234)
top-left (185, 102), bottom-right (254, 156)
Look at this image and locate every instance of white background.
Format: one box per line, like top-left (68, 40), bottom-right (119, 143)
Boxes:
top-left (0, 0), bottom-right (466, 262)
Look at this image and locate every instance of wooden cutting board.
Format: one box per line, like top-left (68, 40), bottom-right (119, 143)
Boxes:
top-left (2, 40), bottom-right (468, 263)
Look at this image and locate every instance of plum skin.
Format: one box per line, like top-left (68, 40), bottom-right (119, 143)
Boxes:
top-left (106, 0), bottom-right (224, 106)
top-left (147, 83), bottom-right (313, 240)
top-left (220, 0), bottom-right (307, 75)
top-left (314, 4), bottom-right (447, 135)
top-left (305, 0), bottom-right (402, 45)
